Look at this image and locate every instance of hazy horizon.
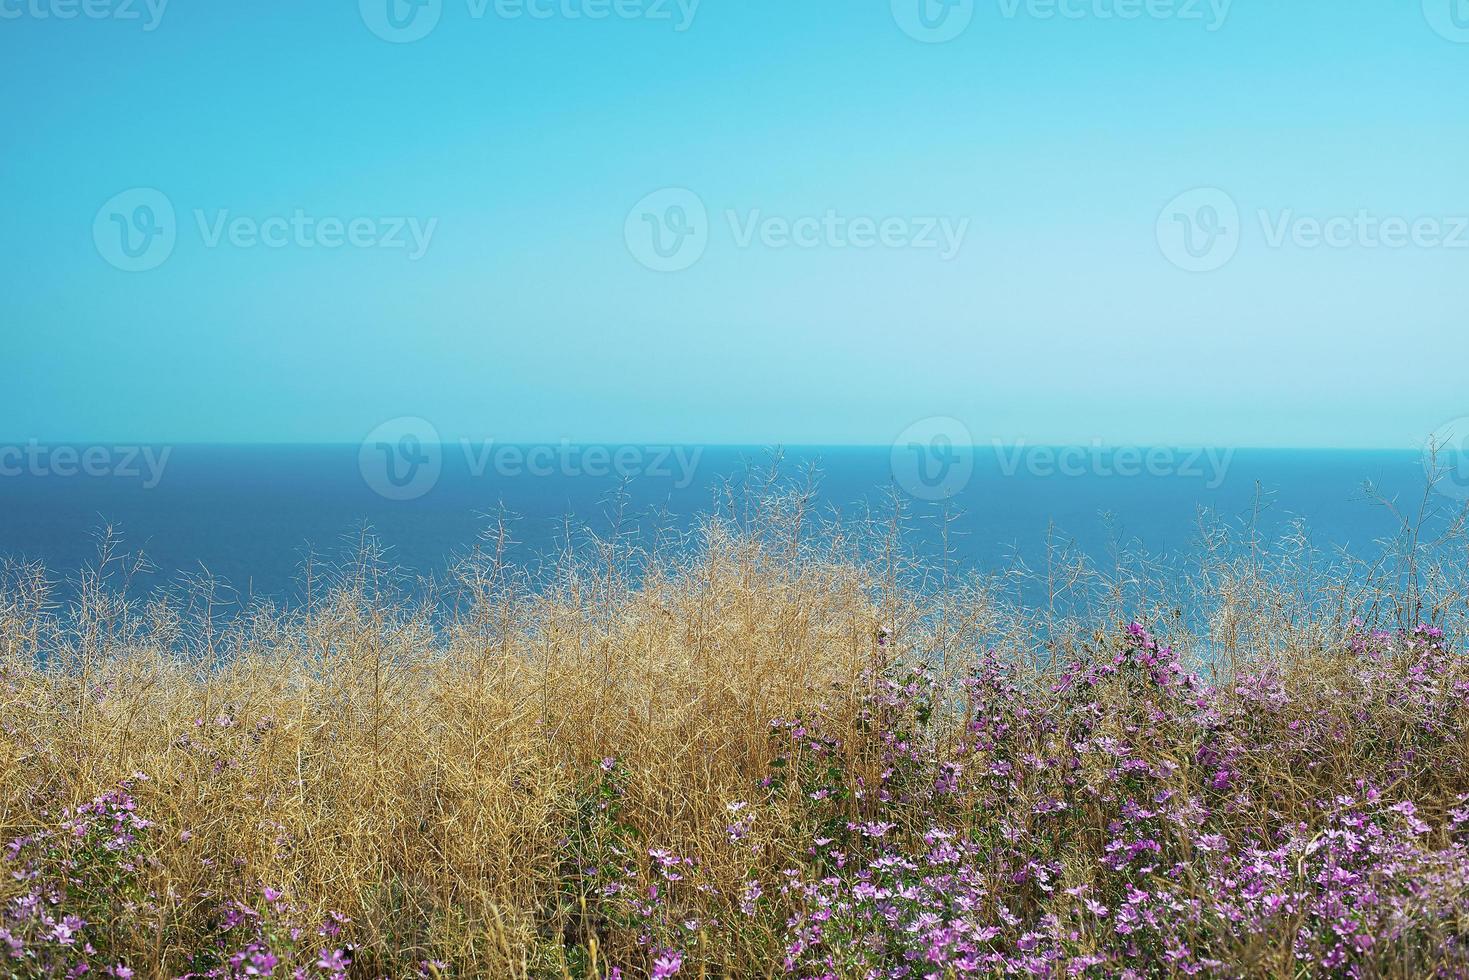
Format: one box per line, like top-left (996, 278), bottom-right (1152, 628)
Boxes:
top-left (0, 439), bottom-right (1444, 451)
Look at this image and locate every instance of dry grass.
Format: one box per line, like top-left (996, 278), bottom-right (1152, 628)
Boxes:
top-left (2, 477), bottom-right (1468, 977)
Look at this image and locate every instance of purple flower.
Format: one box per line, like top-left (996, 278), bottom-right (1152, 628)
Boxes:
top-left (245, 950), bottom-right (278, 975)
top-left (51, 915), bottom-right (84, 945)
top-left (651, 951), bottom-right (682, 978)
top-left (316, 949), bottom-right (350, 972)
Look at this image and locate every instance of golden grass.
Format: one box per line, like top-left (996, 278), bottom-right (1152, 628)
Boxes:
top-left (2, 483), bottom-right (1468, 977)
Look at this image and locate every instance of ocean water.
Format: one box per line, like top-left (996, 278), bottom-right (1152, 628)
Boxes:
top-left (0, 444), bottom-right (1449, 603)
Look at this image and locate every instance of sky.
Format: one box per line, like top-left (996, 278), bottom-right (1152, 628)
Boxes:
top-left (2, 0), bottom-right (1466, 449)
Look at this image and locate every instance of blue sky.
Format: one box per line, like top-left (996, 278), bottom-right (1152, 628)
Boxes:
top-left (3, 0), bottom-right (1466, 448)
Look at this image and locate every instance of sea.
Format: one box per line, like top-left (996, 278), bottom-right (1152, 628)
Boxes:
top-left (0, 443), bottom-right (1457, 605)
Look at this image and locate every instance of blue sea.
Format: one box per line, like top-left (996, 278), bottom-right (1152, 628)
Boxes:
top-left (0, 444), bottom-right (1452, 603)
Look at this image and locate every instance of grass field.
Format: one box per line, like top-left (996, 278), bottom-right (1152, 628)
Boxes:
top-left (3, 490), bottom-right (1469, 978)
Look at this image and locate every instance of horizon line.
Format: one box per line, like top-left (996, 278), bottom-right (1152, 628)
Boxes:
top-left (0, 440), bottom-right (1437, 453)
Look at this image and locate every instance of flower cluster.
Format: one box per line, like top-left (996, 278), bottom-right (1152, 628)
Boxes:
top-left (181, 889), bottom-right (353, 980)
top-left (2, 776), bottom-right (353, 980)
top-left (10, 619), bottom-right (1469, 977)
top-left (2, 776), bottom-right (154, 978)
top-left (592, 622), bottom-right (1469, 977)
